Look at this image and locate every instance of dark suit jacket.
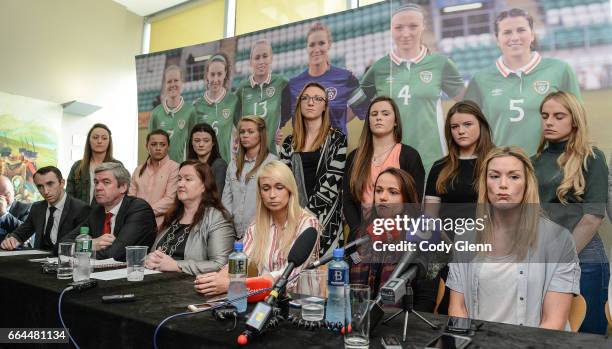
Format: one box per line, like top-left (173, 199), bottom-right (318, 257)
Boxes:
top-left (8, 195), bottom-right (90, 253)
top-left (0, 200), bottom-right (33, 241)
top-left (63, 195), bottom-right (156, 261)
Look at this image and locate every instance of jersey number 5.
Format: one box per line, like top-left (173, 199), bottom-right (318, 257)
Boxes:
top-left (509, 99), bottom-right (525, 122)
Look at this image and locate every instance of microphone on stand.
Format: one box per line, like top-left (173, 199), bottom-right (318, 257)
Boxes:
top-left (368, 247), bottom-right (428, 333)
top-left (305, 235), bottom-right (371, 269)
top-left (238, 227), bottom-right (318, 345)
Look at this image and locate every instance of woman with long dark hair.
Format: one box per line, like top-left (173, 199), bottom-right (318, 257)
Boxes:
top-left (67, 123), bottom-right (122, 204)
top-left (344, 96), bottom-right (425, 252)
top-left (424, 100), bottom-right (494, 225)
top-left (190, 53), bottom-right (239, 163)
top-left (129, 129), bottom-right (179, 229)
top-left (187, 122), bottom-right (227, 193)
top-left (145, 160), bottom-right (235, 275)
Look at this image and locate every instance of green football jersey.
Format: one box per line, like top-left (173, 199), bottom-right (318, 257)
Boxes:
top-left (191, 89), bottom-right (239, 163)
top-left (361, 49), bottom-right (464, 172)
top-left (148, 98), bottom-right (195, 163)
top-left (465, 53), bottom-right (581, 155)
top-left (235, 74), bottom-right (288, 154)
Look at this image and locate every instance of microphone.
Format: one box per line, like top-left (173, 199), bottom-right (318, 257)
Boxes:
top-left (368, 247), bottom-right (428, 333)
top-left (240, 227), bottom-right (318, 344)
top-left (306, 235), bottom-right (371, 269)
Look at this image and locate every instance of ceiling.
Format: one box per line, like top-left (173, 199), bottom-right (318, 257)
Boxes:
top-left (111, 0), bottom-right (191, 16)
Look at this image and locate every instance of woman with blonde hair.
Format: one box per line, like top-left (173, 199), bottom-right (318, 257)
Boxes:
top-left (222, 116), bottom-right (277, 239)
top-left (532, 91), bottom-right (609, 334)
top-left (280, 81), bottom-right (346, 258)
top-left (194, 160), bottom-right (320, 295)
top-left (448, 146), bottom-right (580, 330)
top-left (148, 65), bottom-right (195, 163)
top-left (360, 4), bottom-right (464, 171)
top-left (281, 21), bottom-right (369, 135)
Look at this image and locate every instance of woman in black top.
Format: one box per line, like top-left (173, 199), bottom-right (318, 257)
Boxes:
top-left (423, 100), bottom-right (494, 315)
top-left (187, 123), bottom-right (227, 193)
top-left (424, 101), bottom-right (494, 227)
top-left (343, 96), bottom-right (425, 257)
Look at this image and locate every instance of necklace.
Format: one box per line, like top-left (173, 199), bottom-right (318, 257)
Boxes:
top-left (372, 143), bottom-right (396, 166)
top-left (160, 222), bottom-right (189, 257)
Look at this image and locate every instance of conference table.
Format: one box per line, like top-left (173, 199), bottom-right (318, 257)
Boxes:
top-left (0, 254), bottom-right (610, 349)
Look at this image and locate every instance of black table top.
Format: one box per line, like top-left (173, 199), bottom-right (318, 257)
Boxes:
top-left (0, 254), bottom-right (610, 349)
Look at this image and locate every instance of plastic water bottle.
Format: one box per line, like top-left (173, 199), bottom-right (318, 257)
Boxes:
top-left (325, 248), bottom-right (349, 326)
top-left (73, 227), bottom-right (93, 282)
top-left (228, 242), bottom-right (248, 313)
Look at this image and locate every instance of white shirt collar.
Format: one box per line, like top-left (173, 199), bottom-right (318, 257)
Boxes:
top-left (496, 52), bottom-right (542, 78)
top-left (107, 197), bottom-right (123, 216)
top-left (50, 191), bottom-right (67, 211)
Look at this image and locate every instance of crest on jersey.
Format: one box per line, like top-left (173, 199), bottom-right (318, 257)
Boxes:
top-left (533, 81), bottom-right (550, 95)
top-left (178, 120), bottom-right (186, 130)
top-left (265, 86), bottom-right (275, 98)
top-left (326, 87), bottom-right (338, 101)
top-left (222, 109), bottom-right (231, 119)
top-left (245, 94), bottom-right (252, 100)
top-left (419, 71), bottom-right (433, 83)
top-left (385, 76), bottom-right (394, 84)
top-left (160, 121), bottom-right (167, 128)
top-left (491, 88), bottom-right (503, 97)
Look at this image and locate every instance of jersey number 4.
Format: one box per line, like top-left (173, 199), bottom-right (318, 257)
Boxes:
top-left (398, 85), bottom-right (412, 105)
top-left (509, 99), bottom-right (525, 122)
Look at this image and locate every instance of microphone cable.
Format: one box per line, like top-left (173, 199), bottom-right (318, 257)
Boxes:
top-left (58, 286), bottom-right (79, 349)
top-left (153, 273), bottom-right (301, 349)
top-left (152, 284), bottom-right (281, 349)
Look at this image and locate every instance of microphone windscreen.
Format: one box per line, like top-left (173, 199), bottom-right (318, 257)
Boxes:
top-left (287, 227), bottom-right (318, 267)
top-left (246, 277), bottom-right (273, 303)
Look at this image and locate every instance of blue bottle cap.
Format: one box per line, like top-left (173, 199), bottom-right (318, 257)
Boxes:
top-left (234, 242), bottom-right (243, 251)
top-left (333, 248), bottom-right (344, 258)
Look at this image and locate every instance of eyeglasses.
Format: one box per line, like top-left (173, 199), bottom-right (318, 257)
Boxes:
top-left (300, 95), bottom-right (327, 104)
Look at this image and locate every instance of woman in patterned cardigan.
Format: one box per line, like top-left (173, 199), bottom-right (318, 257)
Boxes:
top-left (280, 81), bottom-right (346, 258)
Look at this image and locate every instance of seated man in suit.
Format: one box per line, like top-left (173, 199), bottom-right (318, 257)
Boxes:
top-left (0, 166), bottom-right (90, 253)
top-left (63, 162), bottom-right (156, 261)
top-left (0, 175), bottom-right (32, 241)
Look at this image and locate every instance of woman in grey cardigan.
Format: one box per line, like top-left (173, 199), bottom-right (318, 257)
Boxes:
top-left (222, 116), bottom-right (277, 239)
top-left (145, 160), bottom-right (235, 275)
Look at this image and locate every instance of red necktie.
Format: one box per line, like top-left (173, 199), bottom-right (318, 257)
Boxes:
top-left (103, 212), bottom-right (113, 235)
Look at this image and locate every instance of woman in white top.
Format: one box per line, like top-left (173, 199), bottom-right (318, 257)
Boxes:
top-left (447, 146), bottom-right (580, 330)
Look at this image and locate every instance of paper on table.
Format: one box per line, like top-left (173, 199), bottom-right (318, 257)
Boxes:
top-left (0, 250), bottom-right (50, 257)
top-left (28, 257), bottom-right (125, 268)
top-left (91, 268), bottom-right (161, 281)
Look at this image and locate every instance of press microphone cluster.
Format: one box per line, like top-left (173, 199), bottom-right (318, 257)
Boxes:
top-left (239, 227), bottom-right (318, 345)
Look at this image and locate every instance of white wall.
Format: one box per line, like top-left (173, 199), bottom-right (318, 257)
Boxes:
top-left (0, 0), bottom-right (143, 176)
